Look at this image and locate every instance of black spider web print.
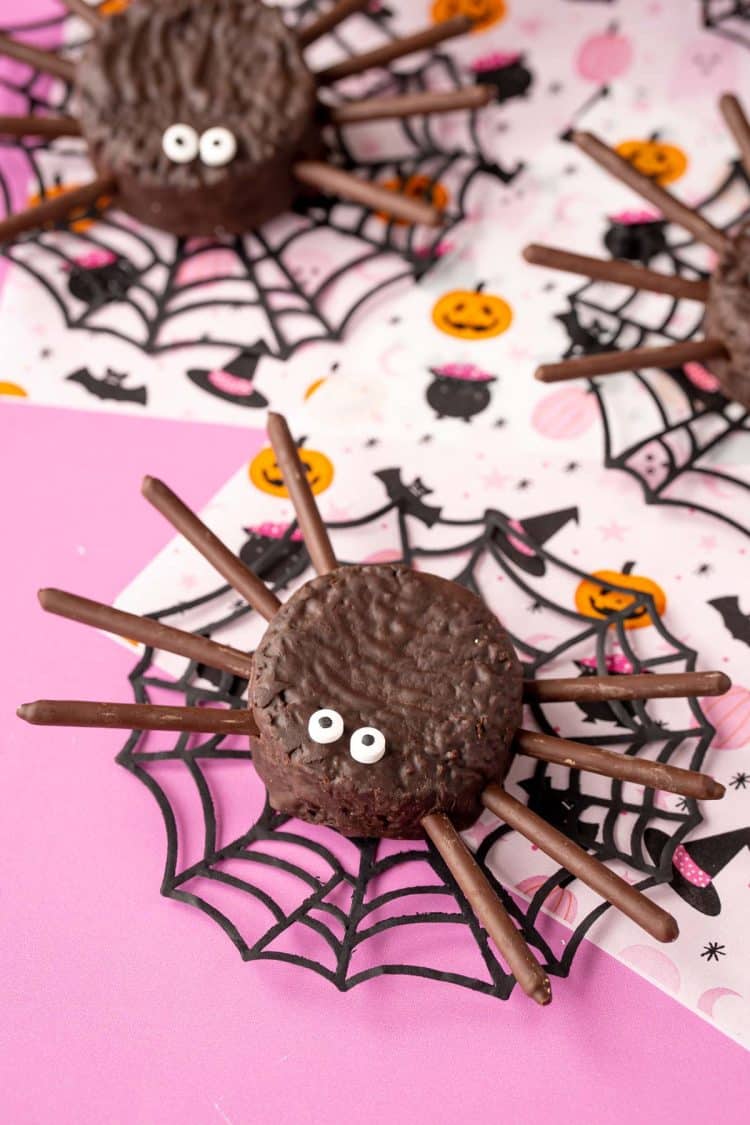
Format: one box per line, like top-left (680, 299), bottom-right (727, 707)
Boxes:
top-left (556, 160), bottom-right (750, 538)
top-left (701, 0), bottom-right (750, 47)
top-left (0, 3), bottom-right (517, 359)
top-left (115, 471), bottom-right (715, 999)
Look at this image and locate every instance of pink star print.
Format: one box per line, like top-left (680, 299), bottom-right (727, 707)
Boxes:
top-left (598, 521), bottom-right (628, 542)
top-left (481, 469), bottom-right (510, 490)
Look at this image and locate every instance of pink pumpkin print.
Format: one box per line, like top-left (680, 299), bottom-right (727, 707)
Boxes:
top-left (516, 876), bottom-right (578, 923)
top-left (701, 684), bottom-right (750, 749)
top-left (620, 945), bottom-right (681, 993)
top-left (532, 385), bottom-right (598, 439)
top-left (576, 24), bottom-right (633, 84)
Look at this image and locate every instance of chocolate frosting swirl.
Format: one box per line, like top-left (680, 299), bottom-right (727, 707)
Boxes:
top-left (251, 565), bottom-right (522, 838)
top-left (75, 0), bottom-right (321, 234)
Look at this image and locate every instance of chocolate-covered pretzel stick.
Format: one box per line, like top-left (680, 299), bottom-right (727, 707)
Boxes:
top-left (482, 785), bottom-right (679, 943)
top-left (266, 413), bottom-right (337, 575)
top-left (61, 0), bottom-right (101, 29)
top-left (0, 114), bottom-right (81, 138)
top-left (17, 699), bottom-right (258, 735)
top-left (535, 337), bottom-right (726, 383)
top-left (422, 812), bottom-right (552, 1005)
top-left (38, 588), bottom-right (254, 680)
top-left (719, 94), bottom-right (750, 180)
top-left (516, 729), bottom-right (725, 800)
top-left (141, 477), bottom-right (281, 621)
top-left (572, 131), bottom-right (730, 256)
top-left (293, 161), bottom-right (441, 225)
top-left (523, 244), bottom-right (709, 302)
top-left (0, 176), bottom-right (115, 244)
top-left (330, 85), bottom-right (494, 125)
top-left (526, 670), bottom-right (731, 704)
top-left (298, 0), bottom-right (370, 47)
top-left (316, 15), bottom-right (472, 84)
top-left (0, 32), bottom-right (75, 82)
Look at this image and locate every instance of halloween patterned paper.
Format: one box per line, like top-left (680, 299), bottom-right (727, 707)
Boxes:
top-left (113, 427), bottom-right (750, 1048)
top-left (2, 0), bottom-right (750, 423)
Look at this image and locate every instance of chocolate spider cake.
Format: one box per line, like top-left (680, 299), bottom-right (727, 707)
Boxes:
top-left (19, 412), bottom-right (735, 1002)
top-left (523, 98), bottom-right (750, 411)
top-left (704, 222), bottom-right (750, 408)
top-left (75, 0), bottom-right (322, 235)
top-left (252, 564), bottom-right (522, 838)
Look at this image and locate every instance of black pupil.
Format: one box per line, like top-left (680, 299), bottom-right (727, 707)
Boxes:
top-left (361, 733), bottom-right (375, 746)
top-left (319, 716), bottom-right (333, 728)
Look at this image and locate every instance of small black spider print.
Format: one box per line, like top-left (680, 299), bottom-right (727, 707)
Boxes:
top-left (729, 772), bottom-right (750, 790)
top-left (701, 942), bottom-right (726, 962)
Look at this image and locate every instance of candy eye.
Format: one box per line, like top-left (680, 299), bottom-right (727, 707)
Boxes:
top-left (162, 123), bottom-right (199, 163)
top-left (199, 126), bottom-right (237, 167)
top-left (308, 708), bottom-right (343, 745)
top-left (349, 726), bottom-right (386, 765)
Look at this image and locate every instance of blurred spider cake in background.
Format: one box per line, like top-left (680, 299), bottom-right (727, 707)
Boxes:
top-left (524, 93), bottom-right (750, 409)
top-left (0, 0), bottom-right (497, 239)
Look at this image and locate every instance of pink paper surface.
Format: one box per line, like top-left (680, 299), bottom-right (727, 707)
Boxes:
top-left (2, 401), bottom-right (749, 1125)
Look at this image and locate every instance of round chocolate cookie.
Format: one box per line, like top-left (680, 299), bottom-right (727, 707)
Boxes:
top-left (704, 221), bottom-right (750, 408)
top-left (251, 564), bottom-right (523, 838)
top-left (74, 0), bottom-right (322, 236)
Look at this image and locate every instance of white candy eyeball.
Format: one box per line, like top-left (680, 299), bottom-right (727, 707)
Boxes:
top-left (200, 126), bottom-right (237, 167)
top-left (308, 708), bottom-right (344, 745)
top-left (349, 726), bottom-right (386, 765)
top-left (162, 123), bottom-right (199, 164)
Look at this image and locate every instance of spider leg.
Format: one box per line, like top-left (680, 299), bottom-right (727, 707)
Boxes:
top-left (316, 15), bottom-right (473, 85)
top-left (61, 0), bottom-right (101, 30)
top-left (525, 670), bottom-right (731, 704)
top-left (572, 130), bottom-right (730, 256)
top-left (266, 413), bottom-right (337, 575)
top-left (328, 85), bottom-right (494, 125)
top-left (0, 114), bottom-right (81, 138)
top-left (17, 699), bottom-right (258, 735)
top-left (523, 244), bottom-right (709, 302)
top-left (719, 94), bottom-right (750, 181)
top-left (141, 477), bottom-right (281, 621)
top-left (422, 811), bottom-right (552, 1005)
top-left (298, 0), bottom-right (370, 48)
top-left (516, 729), bottom-right (725, 801)
top-left (0, 176), bottom-right (116, 245)
top-left (293, 160), bottom-right (441, 225)
top-left (38, 588), bottom-right (254, 679)
top-left (0, 33), bottom-right (75, 82)
top-left (534, 337), bottom-right (726, 384)
top-left (481, 785), bottom-right (679, 943)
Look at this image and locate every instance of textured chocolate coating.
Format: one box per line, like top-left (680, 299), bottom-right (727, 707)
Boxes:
top-left (251, 565), bottom-right (523, 838)
top-left (705, 221), bottom-right (750, 407)
top-left (75, 0), bottom-right (322, 235)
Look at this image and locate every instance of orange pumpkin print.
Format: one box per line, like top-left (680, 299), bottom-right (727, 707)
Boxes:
top-left (432, 285), bottom-right (513, 340)
top-left (100, 0), bottom-right (131, 15)
top-left (614, 139), bottom-right (688, 187)
top-left (0, 381), bottom-right (27, 397)
top-left (377, 174), bottom-right (449, 225)
top-left (431, 0), bottom-right (507, 34)
top-left (249, 442), bottom-right (334, 498)
top-left (27, 182), bottom-right (112, 233)
top-left (574, 563), bottom-right (667, 630)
